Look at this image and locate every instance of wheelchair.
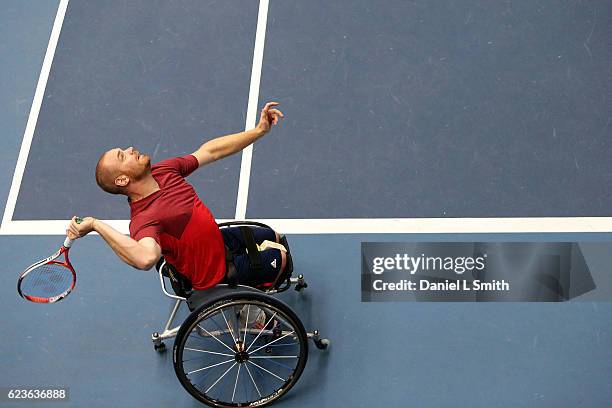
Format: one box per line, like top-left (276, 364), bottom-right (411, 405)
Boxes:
top-left (150, 221), bottom-right (329, 407)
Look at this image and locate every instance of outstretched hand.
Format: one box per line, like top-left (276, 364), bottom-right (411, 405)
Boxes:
top-left (256, 102), bottom-right (284, 133)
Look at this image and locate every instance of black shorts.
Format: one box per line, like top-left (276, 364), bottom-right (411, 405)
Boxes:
top-left (220, 226), bottom-right (282, 287)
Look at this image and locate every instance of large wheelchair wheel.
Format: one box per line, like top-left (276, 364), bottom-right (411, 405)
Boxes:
top-left (173, 292), bottom-right (308, 407)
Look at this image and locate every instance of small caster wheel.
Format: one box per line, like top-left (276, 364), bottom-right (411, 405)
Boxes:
top-left (315, 338), bottom-right (330, 350)
top-left (295, 274), bottom-right (308, 291)
top-left (154, 342), bottom-right (166, 352)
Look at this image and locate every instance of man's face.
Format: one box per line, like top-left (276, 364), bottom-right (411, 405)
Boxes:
top-left (106, 146), bottom-right (151, 186)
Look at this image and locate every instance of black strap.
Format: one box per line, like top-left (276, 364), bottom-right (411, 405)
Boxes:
top-left (224, 245), bottom-right (238, 288)
top-left (240, 226), bottom-right (263, 274)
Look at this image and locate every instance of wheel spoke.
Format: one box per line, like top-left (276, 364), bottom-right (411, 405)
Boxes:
top-left (249, 331), bottom-right (295, 355)
top-left (209, 312), bottom-right (232, 335)
top-left (232, 363), bottom-right (241, 402)
top-left (244, 362), bottom-right (262, 398)
top-left (205, 362), bottom-right (237, 394)
top-left (252, 356), bottom-right (295, 371)
top-left (196, 324), bottom-right (235, 353)
top-left (243, 304), bottom-right (250, 344)
top-left (184, 348), bottom-right (234, 357)
top-left (221, 309), bottom-right (238, 346)
top-left (272, 315), bottom-right (292, 331)
top-left (246, 311), bottom-right (278, 352)
top-left (248, 360), bottom-right (286, 382)
top-left (187, 358), bottom-right (234, 375)
top-left (250, 355), bottom-right (298, 359)
top-left (261, 342), bottom-right (299, 348)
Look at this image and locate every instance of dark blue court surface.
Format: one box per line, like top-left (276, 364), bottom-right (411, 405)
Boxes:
top-left (14, 0), bottom-right (258, 220)
top-left (249, 0), bottom-right (612, 218)
top-left (2, 1), bottom-right (612, 407)
top-left (2, 236), bottom-right (612, 408)
top-left (8, 0), bottom-right (612, 220)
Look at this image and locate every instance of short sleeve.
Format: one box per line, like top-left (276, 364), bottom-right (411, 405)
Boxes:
top-left (153, 155), bottom-right (199, 178)
top-left (131, 220), bottom-right (162, 245)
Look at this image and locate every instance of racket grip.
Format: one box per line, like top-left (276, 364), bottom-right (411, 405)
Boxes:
top-left (63, 236), bottom-right (74, 248)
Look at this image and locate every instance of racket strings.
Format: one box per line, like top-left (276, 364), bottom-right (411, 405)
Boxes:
top-left (21, 263), bottom-right (73, 298)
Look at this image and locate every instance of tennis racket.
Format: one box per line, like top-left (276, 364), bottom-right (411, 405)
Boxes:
top-left (17, 217), bottom-right (82, 303)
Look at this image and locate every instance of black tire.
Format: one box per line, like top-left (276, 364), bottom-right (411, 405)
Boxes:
top-left (173, 292), bottom-right (308, 407)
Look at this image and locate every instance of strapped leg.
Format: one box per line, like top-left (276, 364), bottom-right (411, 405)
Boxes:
top-left (221, 226), bottom-right (293, 290)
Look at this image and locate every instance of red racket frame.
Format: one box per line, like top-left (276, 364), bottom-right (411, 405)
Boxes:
top-left (17, 243), bottom-right (76, 304)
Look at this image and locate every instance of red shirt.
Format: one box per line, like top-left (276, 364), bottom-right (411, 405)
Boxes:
top-left (129, 155), bottom-right (226, 289)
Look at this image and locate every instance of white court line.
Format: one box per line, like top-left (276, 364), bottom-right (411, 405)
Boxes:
top-left (0, 219), bottom-right (232, 235)
top-left (2, 218), bottom-right (612, 235)
top-left (1, 0), bottom-right (70, 231)
top-left (235, 0), bottom-right (270, 220)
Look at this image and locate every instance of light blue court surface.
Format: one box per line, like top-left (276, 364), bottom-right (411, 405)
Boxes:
top-left (2, 1), bottom-right (612, 407)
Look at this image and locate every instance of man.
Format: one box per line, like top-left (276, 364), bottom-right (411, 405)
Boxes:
top-left (66, 102), bottom-right (287, 290)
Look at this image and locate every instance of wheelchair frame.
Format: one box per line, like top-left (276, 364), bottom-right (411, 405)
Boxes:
top-left (150, 221), bottom-right (329, 407)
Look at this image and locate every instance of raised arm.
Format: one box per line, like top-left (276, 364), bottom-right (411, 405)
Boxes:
top-left (191, 101), bottom-right (284, 167)
top-left (66, 217), bottom-right (161, 270)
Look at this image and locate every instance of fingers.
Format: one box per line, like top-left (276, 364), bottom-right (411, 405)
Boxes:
top-left (70, 216), bottom-right (80, 231)
top-left (67, 217), bottom-right (77, 237)
top-left (66, 227), bottom-right (79, 239)
top-left (67, 216), bottom-right (83, 238)
top-left (65, 229), bottom-right (78, 240)
top-left (267, 108), bottom-right (284, 125)
top-left (262, 101), bottom-right (279, 112)
top-left (69, 225), bottom-right (80, 238)
top-left (258, 102), bottom-right (283, 130)
top-left (268, 108), bottom-right (284, 118)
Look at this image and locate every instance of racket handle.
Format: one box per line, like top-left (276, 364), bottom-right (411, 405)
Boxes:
top-left (63, 236), bottom-right (74, 248)
top-left (64, 217), bottom-right (84, 248)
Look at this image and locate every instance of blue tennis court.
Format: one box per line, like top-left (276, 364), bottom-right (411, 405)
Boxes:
top-left (1, 0), bottom-right (611, 407)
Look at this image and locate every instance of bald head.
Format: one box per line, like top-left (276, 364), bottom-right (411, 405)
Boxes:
top-left (95, 147), bottom-right (153, 195)
top-left (95, 150), bottom-right (123, 195)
